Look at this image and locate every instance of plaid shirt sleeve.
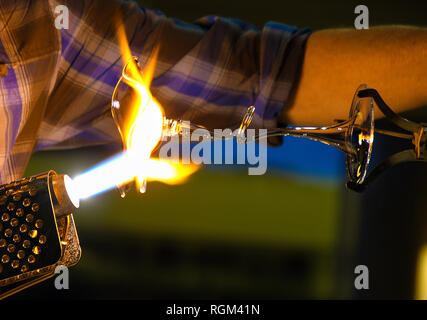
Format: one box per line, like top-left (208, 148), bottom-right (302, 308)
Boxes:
top-left (0, 0), bottom-right (310, 183)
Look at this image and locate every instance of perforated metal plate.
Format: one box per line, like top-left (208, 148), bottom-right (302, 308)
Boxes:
top-left (0, 173), bottom-right (62, 284)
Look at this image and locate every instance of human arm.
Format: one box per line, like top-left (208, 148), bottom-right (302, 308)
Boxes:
top-left (283, 26), bottom-right (427, 126)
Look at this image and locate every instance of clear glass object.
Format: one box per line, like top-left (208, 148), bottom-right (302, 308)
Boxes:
top-left (345, 84), bottom-right (374, 184)
top-left (112, 57), bottom-right (427, 193)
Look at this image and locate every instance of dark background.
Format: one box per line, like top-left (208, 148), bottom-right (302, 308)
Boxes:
top-left (9, 0), bottom-right (427, 299)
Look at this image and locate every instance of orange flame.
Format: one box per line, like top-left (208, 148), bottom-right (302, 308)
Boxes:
top-left (115, 21), bottom-right (198, 190)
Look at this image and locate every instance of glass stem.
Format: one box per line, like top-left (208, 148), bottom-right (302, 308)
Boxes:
top-left (256, 120), bottom-right (355, 155)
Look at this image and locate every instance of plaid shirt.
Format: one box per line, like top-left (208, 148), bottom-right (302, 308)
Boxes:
top-left (0, 0), bottom-right (310, 184)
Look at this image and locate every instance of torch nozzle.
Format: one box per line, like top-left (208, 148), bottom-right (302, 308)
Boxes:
top-left (51, 174), bottom-right (80, 217)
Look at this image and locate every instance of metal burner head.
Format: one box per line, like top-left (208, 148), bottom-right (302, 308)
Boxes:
top-left (0, 171), bottom-right (81, 299)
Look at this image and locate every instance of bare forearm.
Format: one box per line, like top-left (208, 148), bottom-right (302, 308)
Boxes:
top-left (284, 26), bottom-right (427, 125)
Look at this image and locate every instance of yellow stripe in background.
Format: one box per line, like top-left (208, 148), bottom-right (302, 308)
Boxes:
top-left (415, 244), bottom-right (427, 300)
